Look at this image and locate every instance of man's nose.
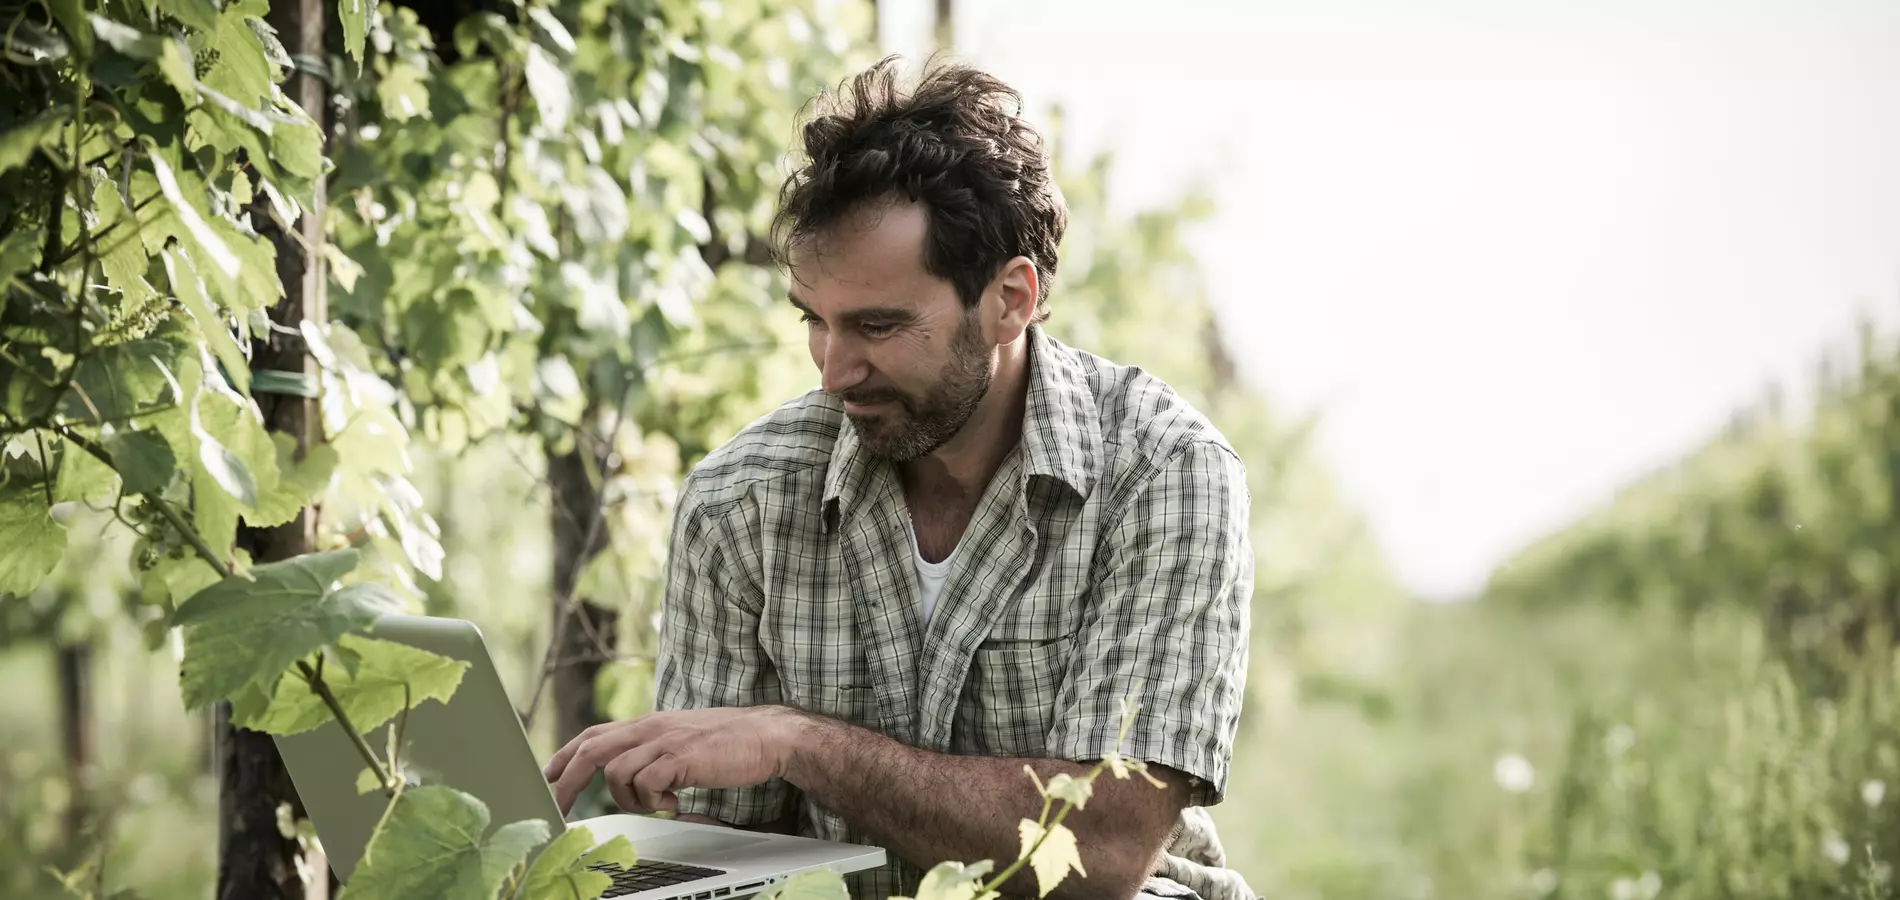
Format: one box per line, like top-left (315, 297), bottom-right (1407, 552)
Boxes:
top-left (818, 334), bottom-right (868, 395)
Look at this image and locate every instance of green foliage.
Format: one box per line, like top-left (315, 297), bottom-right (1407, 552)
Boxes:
top-left (230, 633), bottom-right (468, 735)
top-left (0, 477), bottom-right (67, 597)
top-left (171, 549), bottom-right (402, 708)
top-left (337, 786), bottom-right (548, 900)
top-left (1487, 319), bottom-right (1900, 687)
top-left (894, 862), bottom-right (995, 900)
top-left (1016, 820), bottom-right (1084, 897)
top-left (511, 825), bottom-right (635, 900)
top-left (754, 869), bottom-right (852, 900)
top-left (105, 429), bottom-right (175, 495)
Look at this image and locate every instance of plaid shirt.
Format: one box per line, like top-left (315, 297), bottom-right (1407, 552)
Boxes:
top-left (654, 326), bottom-right (1256, 900)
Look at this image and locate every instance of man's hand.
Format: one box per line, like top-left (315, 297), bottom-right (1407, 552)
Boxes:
top-left (542, 706), bottom-right (802, 816)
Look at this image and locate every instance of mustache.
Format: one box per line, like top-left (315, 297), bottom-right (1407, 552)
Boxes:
top-left (835, 388), bottom-right (906, 406)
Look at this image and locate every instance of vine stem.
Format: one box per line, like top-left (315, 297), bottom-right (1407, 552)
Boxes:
top-left (299, 658), bottom-right (395, 796)
top-left (53, 423), bottom-right (398, 798)
top-left (981, 759), bottom-right (1104, 894)
top-left (981, 707), bottom-right (1144, 896)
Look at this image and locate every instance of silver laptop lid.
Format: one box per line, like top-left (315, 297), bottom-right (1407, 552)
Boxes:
top-left (272, 614), bottom-right (567, 880)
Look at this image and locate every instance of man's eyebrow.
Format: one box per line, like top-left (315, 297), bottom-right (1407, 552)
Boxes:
top-left (785, 296), bottom-right (918, 324)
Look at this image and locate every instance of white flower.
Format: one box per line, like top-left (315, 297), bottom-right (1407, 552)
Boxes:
top-left (1865, 779), bottom-right (1887, 807)
top-left (1529, 869), bottom-right (1558, 896)
top-left (1637, 871), bottom-right (1661, 900)
top-left (1610, 877), bottom-right (1637, 900)
top-left (1494, 753), bottom-right (1535, 793)
top-left (1824, 834), bottom-right (1851, 865)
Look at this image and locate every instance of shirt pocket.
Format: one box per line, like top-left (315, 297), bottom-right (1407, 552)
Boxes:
top-left (952, 635), bottom-right (1075, 757)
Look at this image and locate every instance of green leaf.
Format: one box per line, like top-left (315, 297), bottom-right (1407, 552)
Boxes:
top-left (158, 38), bottom-right (200, 105)
top-left (159, 0), bottom-right (221, 33)
top-left (527, 7), bottom-right (575, 54)
top-left (192, 463), bottom-right (239, 555)
top-left (518, 826), bottom-right (620, 900)
top-left (577, 837), bottom-right (636, 871)
top-left (94, 179), bottom-right (157, 305)
top-left (63, 337), bottom-right (186, 423)
top-left (139, 552), bottom-right (228, 608)
top-left (191, 394), bottom-right (259, 507)
top-left (753, 870), bottom-right (849, 900)
top-left (356, 765), bottom-right (381, 795)
top-left (1017, 820), bottom-right (1085, 897)
top-left (246, 15), bottom-right (291, 71)
top-left (375, 63), bottom-right (430, 122)
top-left (231, 167), bottom-right (254, 206)
top-left (0, 478), bottom-right (67, 599)
top-left (0, 229), bottom-right (41, 287)
top-left (225, 218), bottom-right (283, 313)
top-left (6, 20), bottom-right (70, 65)
top-left (47, 0), bottom-right (94, 58)
top-left (271, 119), bottom-right (323, 180)
top-left (1040, 773), bottom-right (1094, 810)
top-left (339, 0), bottom-right (374, 70)
top-left (229, 634), bottom-right (468, 735)
top-left (199, 5), bottom-right (275, 107)
top-left (337, 787), bottom-right (549, 900)
top-left (0, 109), bottom-right (71, 177)
top-left (107, 429), bottom-right (178, 495)
top-left (402, 290), bottom-right (490, 372)
top-left (146, 146), bottom-right (240, 282)
top-left (897, 862), bottom-right (997, 900)
top-left (198, 83), bottom-right (277, 136)
top-left (172, 549), bottom-right (404, 708)
top-left (523, 45), bottom-right (570, 132)
top-left (90, 15), bottom-right (164, 58)
top-left (54, 436), bottom-right (118, 503)
top-left (248, 438), bottom-right (337, 528)
top-left (451, 13), bottom-right (517, 60)
top-left (164, 248), bottom-right (252, 396)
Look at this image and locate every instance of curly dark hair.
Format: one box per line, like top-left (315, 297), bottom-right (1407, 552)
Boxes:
top-left (772, 55), bottom-right (1068, 323)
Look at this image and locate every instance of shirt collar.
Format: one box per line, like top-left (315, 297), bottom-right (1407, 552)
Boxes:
top-left (822, 326), bottom-right (1101, 532)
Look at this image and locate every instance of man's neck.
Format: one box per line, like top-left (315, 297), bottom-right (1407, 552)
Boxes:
top-left (899, 337), bottom-right (1031, 507)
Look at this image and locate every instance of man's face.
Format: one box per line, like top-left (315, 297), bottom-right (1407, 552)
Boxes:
top-left (788, 202), bottom-right (995, 461)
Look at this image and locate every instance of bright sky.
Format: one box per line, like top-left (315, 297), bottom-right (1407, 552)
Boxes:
top-left (877, 0), bottom-right (1900, 600)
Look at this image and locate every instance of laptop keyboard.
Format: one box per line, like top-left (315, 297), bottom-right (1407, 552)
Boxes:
top-left (592, 859), bottom-right (728, 897)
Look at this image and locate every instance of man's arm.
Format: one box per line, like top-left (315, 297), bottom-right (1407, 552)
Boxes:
top-left (638, 478), bottom-right (798, 827)
top-left (781, 712), bottom-right (1190, 900)
top-left (544, 705), bottom-right (1186, 899)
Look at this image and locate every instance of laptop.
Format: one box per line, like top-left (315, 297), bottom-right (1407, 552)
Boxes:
top-left (273, 614), bottom-right (885, 897)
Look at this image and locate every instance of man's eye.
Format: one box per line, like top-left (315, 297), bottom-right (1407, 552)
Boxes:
top-left (860, 322), bottom-right (897, 337)
top-left (799, 311), bottom-right (823, 328)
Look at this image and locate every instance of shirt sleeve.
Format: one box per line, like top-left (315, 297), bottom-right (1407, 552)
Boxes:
top-left (652, 477), bottom-right (798, 825)
top-left (1044, 439), bottom-right (1254, 806)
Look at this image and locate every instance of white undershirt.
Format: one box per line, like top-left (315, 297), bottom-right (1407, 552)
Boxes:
top-left (905, 518), bottom-right (960, 627)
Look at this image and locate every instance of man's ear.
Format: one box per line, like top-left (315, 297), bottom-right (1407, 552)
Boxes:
top-left (988, 255), bottom-right (1039, 344)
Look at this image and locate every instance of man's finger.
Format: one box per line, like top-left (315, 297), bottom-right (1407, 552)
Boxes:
top-left (603, 740), bottom-right (672, 814)
top-left (552, 727), bottom-right (638, 815)
top-left (601, 765), bottom-right (650, 815)
top-left (631, 753), bottom-right (684, 813)
top-left (544, 721), bottom-right (611, 781)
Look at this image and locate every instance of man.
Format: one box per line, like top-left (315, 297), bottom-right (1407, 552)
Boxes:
top-left (543, 57), bottom-right (1256, 900)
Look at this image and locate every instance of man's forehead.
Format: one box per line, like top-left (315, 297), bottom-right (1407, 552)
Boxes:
top-left (788, 202), bottom-right (931, 288)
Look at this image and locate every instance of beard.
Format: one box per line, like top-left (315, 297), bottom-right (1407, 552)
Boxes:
top-left (838, 309), bottom-right (993, 462)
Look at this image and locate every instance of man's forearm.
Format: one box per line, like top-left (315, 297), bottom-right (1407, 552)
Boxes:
top-left (777, 711), bottom-right (1173, 900)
